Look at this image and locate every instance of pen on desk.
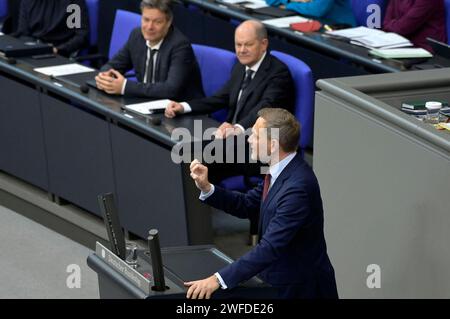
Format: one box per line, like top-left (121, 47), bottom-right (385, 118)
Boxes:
top-left (324, 24), bottom-right (333, 32)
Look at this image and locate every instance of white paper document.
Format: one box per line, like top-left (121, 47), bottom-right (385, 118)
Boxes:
top-left (326, 26), bottom-right (412, 49)
top-left (124, 99), bottom-right (171, 115)
top-left (220, 0), bottom-right (247, 3)
top-left (244, 3), bottom-right (268, 9)
top-left (369, 48), bottom-right (432, 59)
top-left (326, 26), bottom-right (384, 39)
top-left (34, 63), bottom-right (95, 77)
top-left (262, 16), bottom-right (309, 28)
top-left (350, 33), bottom-right (412, 49)
top-left (243, 0), bottom-right (268, 9)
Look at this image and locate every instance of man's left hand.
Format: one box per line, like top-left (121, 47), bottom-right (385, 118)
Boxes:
top-left (184, 275), bottom-right (220, 299)
top-left (215, 122), bottom-right (244, 139)
top-left (95, 69), bottom-right (124, 95)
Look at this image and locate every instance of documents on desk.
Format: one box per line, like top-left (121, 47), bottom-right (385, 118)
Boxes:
top-left (219, 0), bottom-right (247, 3)
top-left (242, 0), bottom-right (267, 9)
top-left (124, 99), bottom-right (170, 115)
top-left (263, 16), bottom-right (309, 28)
top-left (34, 63), bottom-right (95, 77)
top-left (326, 26), bottom-right (412, 50)
top-left (369, 48), bottom-right (432, 59)
top-left (217, 0), bottom-right (268, 9)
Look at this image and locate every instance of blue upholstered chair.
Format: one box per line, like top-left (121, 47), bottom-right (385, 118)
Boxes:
top-left (445, 0), bottom-right (450, 44)
top-left (192, 44), bottom-right (237, 121)
top-left (109, 10), bottom-right (141, 59)
top-left (351, 0), bottom-right (387, 27)
top-left (0, 0), bottom-right (7, 20)
top-left (270, 50), bottom-right (314, 151)
top-left (85, 0), bottom-right (99, 50)
top-left (77, 9), bottom-right (141, 67)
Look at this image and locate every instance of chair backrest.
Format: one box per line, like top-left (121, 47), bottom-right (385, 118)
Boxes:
top-left (109, 10), bottom-right (141, 59)
top-left (270, 51), bottom-right (314, 150)
top-left (0, 0), bottom-right (8, 20)
top-left (85, 0), bottom-right (99, 47)
top-left (351, 0), bottom-right (387, 27)
top-left (445, 0), bottom-right (450, 44)
top-left (192, 44), bottom-right (237, 122)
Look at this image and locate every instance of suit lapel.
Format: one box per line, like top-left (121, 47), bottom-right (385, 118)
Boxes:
top-left (230, 65), bottom-right (245, 107)
top-left (260, 154), bottom-right (302, 224)
top-left (153, 28), bottom-right (172, 82)
top-left (137, 39), bottom-right (148, 82)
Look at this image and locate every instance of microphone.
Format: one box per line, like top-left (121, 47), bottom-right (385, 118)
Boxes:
top-left (147, 229), bottom-right (167, 291)
top-left (150, 116), bottom-right (162, 126)
top-left (6, 57), bottom-right (17, 65)
top-left (80, 83), bottom-right (90, 94)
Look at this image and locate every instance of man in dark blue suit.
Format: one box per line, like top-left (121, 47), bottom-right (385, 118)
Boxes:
top-left (95, 0), bottom-right (203, 100)
top-left (186, 108), bottom-right (338, 299)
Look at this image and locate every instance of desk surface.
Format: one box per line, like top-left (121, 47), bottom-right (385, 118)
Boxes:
top-left (181, 0), bottom-right (450, 74)
top-left (0, 50), bottom-right (220, 147)
top-left (0, 42), bottom-right (219, 245)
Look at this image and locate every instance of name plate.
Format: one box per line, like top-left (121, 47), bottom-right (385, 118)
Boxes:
top-left (95, 242), bottom-right (151, 295)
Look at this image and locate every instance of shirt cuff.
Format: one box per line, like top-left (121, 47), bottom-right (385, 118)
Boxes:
top-left (199, 184), bottom-right (215, 201)
top-left (215, 272), bottom-right (227, 289)
top-left (121, 79), bottom-right (127, 95)
top-left (234, 124), bottom-right (245, 134)
top-left (181, 102), bottom-right (192, 114)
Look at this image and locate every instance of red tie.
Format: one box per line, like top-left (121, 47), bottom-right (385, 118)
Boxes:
top-left (262, 173), bottom-right (272, 202)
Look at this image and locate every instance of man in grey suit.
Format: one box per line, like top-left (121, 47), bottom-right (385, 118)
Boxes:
top-left (95, 0), bottom-right (204, 100)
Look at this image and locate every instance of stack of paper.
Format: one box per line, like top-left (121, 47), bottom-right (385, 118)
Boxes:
top-left (124, 99), bottom-right (170, 115)
top-left (34, 63), bottom-right (95, 77)
top-left (242, 0), bottom-right (268, 9)
top-left (369, 48), bottom-right (432, 59)
top-left (263, 16), bottom-right (309, 28)
top-left (326, 26), bottom-right (384, 39)
top-left (326, 26), bottom-right (413, 49)
top-left (218, 0), bottom-right (268, 8)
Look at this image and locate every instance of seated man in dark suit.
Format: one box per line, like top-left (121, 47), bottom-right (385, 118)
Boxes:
top-left (164, 20), bottom-right (295, 138)
top-left (10, 0), bottom-right (89, 57)
top-left (186, 108), bottom-right (338, 299)
top-left (95, 0), bottom-right (204, 100)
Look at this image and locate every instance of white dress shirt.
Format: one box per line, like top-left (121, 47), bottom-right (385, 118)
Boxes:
top-left (121, 38), bottom-right (164, 95)
top-left (200, 151), bottom-right (297, 289)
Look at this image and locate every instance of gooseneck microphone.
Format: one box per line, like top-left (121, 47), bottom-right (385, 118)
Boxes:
top-left (148, 229), bottom-right (166, 291)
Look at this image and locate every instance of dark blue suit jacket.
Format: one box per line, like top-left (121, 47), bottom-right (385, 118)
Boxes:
top-left (205, 153), bottom-right (338, 299)
top-left (101, 26), bottom-right (204, 100)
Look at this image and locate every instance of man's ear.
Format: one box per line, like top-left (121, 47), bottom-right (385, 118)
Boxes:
top-left (270, 138), bottom-right (279, 153)
top-left (262, 38), bottom-right (269, 50)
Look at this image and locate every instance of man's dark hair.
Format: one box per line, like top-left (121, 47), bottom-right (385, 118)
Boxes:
top-left (141, 0), bottom-right (173, 21)
top-left (257, 108), bottom-right (300, 153)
